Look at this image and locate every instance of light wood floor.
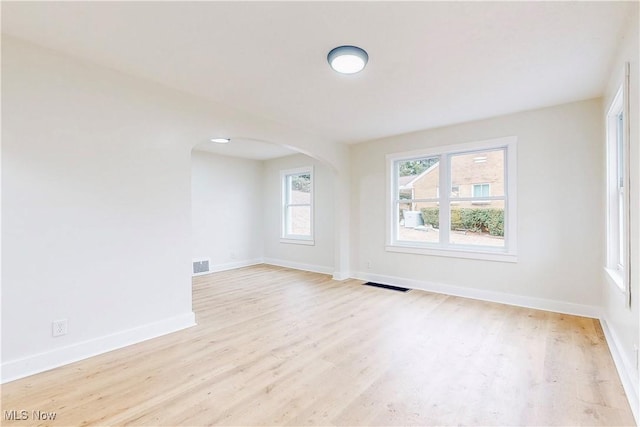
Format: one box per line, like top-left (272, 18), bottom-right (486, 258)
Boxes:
top-left (1, 265), bottom-right (635, 426)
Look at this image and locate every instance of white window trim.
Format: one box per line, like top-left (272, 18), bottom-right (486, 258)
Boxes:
top-left (385, 136), bottom-right (517, 262)
top-left (280, 166), bottom-right (314, 245)
top-left (604, 267), bottom-right (625, 293)
top-left (605, 65), bottom-right (630, 298)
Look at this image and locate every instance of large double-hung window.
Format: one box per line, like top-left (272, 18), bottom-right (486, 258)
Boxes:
top-left (605, 66), bottom-right (630, 297)
top-left (387, 136), bottom-right (517, 262)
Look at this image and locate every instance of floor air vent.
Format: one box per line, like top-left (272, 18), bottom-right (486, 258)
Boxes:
top-left (363, 282), bottom-right (410, 292)
top-left (192, 259), bottom-right (210, 276)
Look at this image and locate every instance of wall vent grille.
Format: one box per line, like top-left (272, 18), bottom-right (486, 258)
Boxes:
top-left (192, 259), bottom-right (210, 276)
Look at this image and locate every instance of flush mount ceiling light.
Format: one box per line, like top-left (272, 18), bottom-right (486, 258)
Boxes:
top-left (210, 138), bottom-right (230, 144)
top-left (327, 45), bottom-right (369, 74)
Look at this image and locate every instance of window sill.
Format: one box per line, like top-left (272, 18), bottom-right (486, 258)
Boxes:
top-left (604, 267), bottom-right (625, 293)
top-left (280, 238), bottom-right (315, 246)
top-left (385, 244), bottom-right (517, 263)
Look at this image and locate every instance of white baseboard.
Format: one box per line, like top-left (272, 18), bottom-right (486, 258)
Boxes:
top-left (600, 316), bottom-right (639, 423)
top-left (207, 258), bottom-right (263, 274)
top-left (193, 258), bottom-right (263, 276)
top-left (332, 271), bottom-right (351, 281)
top-left (352, 272), bottom-right (601, 319)
top-left (1, 311), bottom-right (196, 384)
top-left (263, 257), bottom-right (333, 276)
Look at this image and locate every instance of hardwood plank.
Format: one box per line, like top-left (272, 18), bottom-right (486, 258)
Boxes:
top-left (1, 265), bottom-right (634, 426)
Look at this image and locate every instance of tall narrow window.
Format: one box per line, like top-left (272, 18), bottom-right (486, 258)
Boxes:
top-left (606, 80), bottom-right (629, 293)
top-left (281, 167), bottom-right (314, 245)
top-left (387, 136), bottom-right (517, 262)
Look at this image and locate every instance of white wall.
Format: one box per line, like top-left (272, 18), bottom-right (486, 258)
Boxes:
top-left (1, 38), bottom-right (197, 381)
top-left (191, 151), bottom-right (263, 271)
top-left (1, 37), bottom-right (348, 382)
top-left (191, 151), bottom-right (337, 277)
top-left (601, 6), bottom-right (640, 418)
top-left (351, 99), bottom-right (604, 313)
top-left (262, 154), bottom-right (334, 274)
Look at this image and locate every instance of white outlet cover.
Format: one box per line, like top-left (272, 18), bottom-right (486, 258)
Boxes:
top-left (52, 319), bottom-right (68, 337)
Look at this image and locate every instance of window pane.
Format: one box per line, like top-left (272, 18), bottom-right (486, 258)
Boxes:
top-left (397, 157), bottom-right (439, 200)
top-left (617, 112), bottom-right (624, 188)
top-left (618, 193), bottom-right (625, 267)
top-left (287, 206), bottom-right (311, 236)
top-left (292, 173), bottom-right (311, 193)
top-left (397, 202), bottom-right (439, 244)
top-left (451, 150), bottom-right (504, 198)
top-left (449, 205), bottom-right (504, 247)
top-left (288, 173), bottom-right (311, 204)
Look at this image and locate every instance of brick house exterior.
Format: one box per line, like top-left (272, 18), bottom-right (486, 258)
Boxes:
top-left (400, 149), bottom-right (505, 210)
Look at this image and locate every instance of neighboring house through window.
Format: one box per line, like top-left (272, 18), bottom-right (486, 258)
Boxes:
top-left (281, 166), bottom-right (314, 245)
top-left (387, 136), bottom-right (517, 262)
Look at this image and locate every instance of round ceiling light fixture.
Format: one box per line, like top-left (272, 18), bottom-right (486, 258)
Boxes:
top-left (327, 45), bottom-right (369, 74)
top-left (210, 137), bottom-right (230, 144)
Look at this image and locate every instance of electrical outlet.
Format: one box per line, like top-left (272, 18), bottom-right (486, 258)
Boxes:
top-left (366, 260), bottom-right (372, 269)
top-left (230, 252), bottom-right (237, 260)
top-left (52, 319), bottom-right (67, 337)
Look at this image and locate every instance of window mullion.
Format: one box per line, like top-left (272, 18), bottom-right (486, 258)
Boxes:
top-left (439, 154), bottom-right (450, 244)
top-left (449, 196), bottom-right (505, 202)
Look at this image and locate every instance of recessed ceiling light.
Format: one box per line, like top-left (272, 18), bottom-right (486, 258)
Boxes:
top-left (210, 138), bottom-right (230, 144)
top-left (327, 45), bottom-right (369, 74)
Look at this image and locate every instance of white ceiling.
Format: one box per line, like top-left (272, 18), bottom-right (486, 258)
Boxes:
top-left (193, 138), bottom-right (296, 161)
top-left (2, 1), bottom-right (633, 155)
